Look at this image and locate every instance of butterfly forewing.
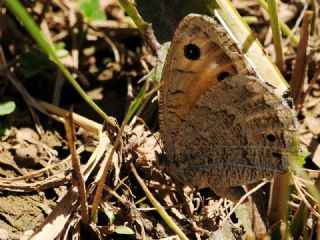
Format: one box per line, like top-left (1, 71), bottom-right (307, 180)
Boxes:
top-left (159, 14), bottom-right (252, 156)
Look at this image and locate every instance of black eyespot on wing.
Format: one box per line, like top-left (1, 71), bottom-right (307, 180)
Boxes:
top-left (266, 134), bottom-right (276, 142)
top-left (184, 44), bottom-right (201, 60)
top-left (217, 71), bottom-right (230, 81)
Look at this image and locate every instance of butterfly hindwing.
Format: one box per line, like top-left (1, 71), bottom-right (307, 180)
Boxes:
top-left (172, 76), bottom-right (296, 187)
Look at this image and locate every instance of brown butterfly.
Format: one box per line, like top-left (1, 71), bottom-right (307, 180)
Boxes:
top-left (159, 14), bottom-right (297, 200)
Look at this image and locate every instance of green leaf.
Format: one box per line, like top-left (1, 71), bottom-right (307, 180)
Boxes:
top-left (0, 121), bottom-right (9, 136)
top-left (114, 225), bottom-right (135, 235)
top-left (0, 101), bottom-right (16, 116)
top-left (19, 52), bottom-right (52, 78)
top-left (295, 150), bottom-right (310, 166)
top-left (79, 0), bottom-right (106, 22)
top-left (235, 204), bottom-right (253, 236)
top-left (55, 42), bottom-right (70, 58)
top-left (291, 137), bottom-right (307, 166)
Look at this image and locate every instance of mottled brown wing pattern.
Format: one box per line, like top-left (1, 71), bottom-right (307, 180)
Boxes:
top-left (159, 14), bottom-right (297, 189)
top-left (171, 76), bottom-right (297, 187)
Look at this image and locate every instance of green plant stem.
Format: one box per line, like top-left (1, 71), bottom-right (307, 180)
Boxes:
top-left (255, 0), bottom-right (299, 46)
top-left (130, 162), bottom-right (188, 240)
top-left (290, 202), bottom-right (307, 239)
top-left (3, 0), bottom-right (116, 127)
top-left (117, 0), bottom-right (148, 35)
top-left (267, 0), bottom-right (284, 73)
top-left (117, 0), bottom-right (160, 54)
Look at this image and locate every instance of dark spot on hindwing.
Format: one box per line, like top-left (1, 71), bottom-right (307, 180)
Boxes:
top-left (272, 152), bottom-right (282, 159)
top-left (266, 134), bottom-right (277, 142)
top-left (297, 112), bottom-right (305, 121)
top-left (241, 150), bottom-right (248, 158)
top-left (184, 44), bottom-right (201, 60)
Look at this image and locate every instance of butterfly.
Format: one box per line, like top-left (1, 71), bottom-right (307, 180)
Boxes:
top-left (158, 14), bottom-right (297, 200)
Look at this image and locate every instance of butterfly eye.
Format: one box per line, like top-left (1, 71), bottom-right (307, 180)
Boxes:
top-left (217, 71), bottom-right (230, 81)
top-left (266, 134), bottom-right (276, 142)
top-left (184, 44), bottom-right (201, 60)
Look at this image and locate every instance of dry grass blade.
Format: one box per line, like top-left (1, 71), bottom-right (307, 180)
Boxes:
top-left (291, 174), bottom-right (320, 218)
top-left (39, 100), bottom-right (102, 134)
top-left (64, 111), bottom-right (89, 225)
top-left (290, 11), bottom-right (314, 105)
top-left (90, 121), bottom-right (121, 223)
top-left (0, 173), bottom-right (71, 192)
top-left (214, 0), bottom-right (289, 96)
top-left (29, 188), bottom-right (79, 240)
top-left (0, 147), bottom-right (83, 182)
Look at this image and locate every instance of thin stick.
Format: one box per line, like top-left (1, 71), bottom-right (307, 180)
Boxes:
top-left (90, 123), bottom-right (122, 223)
top-left (299, 63), bottom-right (320, 109)
top-left (220, 181), bottom-right (268, 226)
top-left (64, 111), bottom-right (89, 225)
top-left (0, 147), bottom-right (83, 182)
top-left (290, 11), bottom-right (313, 105)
